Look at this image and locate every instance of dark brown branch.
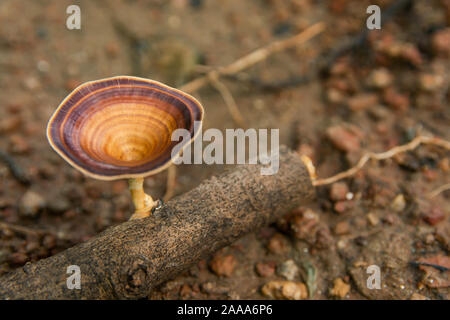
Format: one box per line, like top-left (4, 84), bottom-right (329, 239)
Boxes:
top-left (0, 147), bottom-right (315, 299)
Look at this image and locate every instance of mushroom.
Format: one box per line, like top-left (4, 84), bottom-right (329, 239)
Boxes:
top-left (47, 76), bottom-right (204, 219)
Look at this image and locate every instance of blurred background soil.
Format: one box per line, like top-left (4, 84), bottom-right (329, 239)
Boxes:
top-left (0, 0), bottom-right (449, 299)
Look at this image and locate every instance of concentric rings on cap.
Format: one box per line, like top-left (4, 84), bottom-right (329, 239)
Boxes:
top-left (47, 76), bottom-right (204, 180)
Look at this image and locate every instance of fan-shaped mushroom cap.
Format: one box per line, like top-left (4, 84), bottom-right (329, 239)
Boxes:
top-left (47, 76), bottom-right (203, 180)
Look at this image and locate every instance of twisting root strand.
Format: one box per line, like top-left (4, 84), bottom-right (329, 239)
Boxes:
top-left (209, 75), bottom-right (246, 128)
top-left (179, 22), bottom-right (325, 94)
top-left (0, 222), bottom-right (44, 237)
top-left (312, 135), bottom-right (450, 187)
top-left (427, 183), bottom-right (450, 199)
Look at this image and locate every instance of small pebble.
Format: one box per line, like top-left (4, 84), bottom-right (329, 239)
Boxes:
top-left (37, 60), bottom-right (50, 73)
top-left (255, 261), bottom-right (276, 278)
top-left (422, 168), bottom-right (438, 181)
top-left (432, 28), bottom-right (450, 57)
top-left (410, 293), bottom-right (429, 300)
top-left (179, 284), bottom-right (192, 298)
top-left (425, 234), bottom-right (435, 245)
top-left (201, 281), bottom-right (229, 295)
top-left (334, 200), bottom-right (354, 213)
top-left (423, 206), bottom-right (444, 226)
top-left (438, 158), bottom-right (449, 172)
top-left (326, 125), bottom-right (362, 153)
top-left (383, 88), bottom-right (409, 112)
top-left (267, 233), bottom-right (289, 254)
top-left (391, 194), bottom-right (406, 213)
top-left (24, 77), bottom-right (40, 90)
top-left (330, 182), bottom-right (349, 201)
top-left (261, 281), bottom-right (308, 300)
top-left (399, 43), bottom-right (423, 66)
top-left (290, 209), bottom-right (319, 240)
top-left (367, 68), bottom-right (393, 89)
top-left (329, 278), bottom-right (350, 298)
top-left (367, 212), bottom-right (379, 226)
top-left (10, 252), bottom-right (29, 265)
top-left (209, 254), bottom-right (237, 277)
top-left (334, 221), bottom-right (350, 235)
top-left (277, 260), bottom-right (299, 281)
top-left (419, 73), bottom-right (444, 92)
top-left (347, 93), bottom-right (378, 111)
top-left (19, 191), bottom-right (46, 218)
top-left (326, 88), bottom-right (346, 104)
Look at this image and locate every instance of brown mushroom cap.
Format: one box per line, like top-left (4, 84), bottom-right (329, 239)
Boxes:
top-left (47, 76), bottom-right (203, 180)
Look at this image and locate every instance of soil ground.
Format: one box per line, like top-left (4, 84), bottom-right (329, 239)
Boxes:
top-left (0, 0), bottom-right (449, 299)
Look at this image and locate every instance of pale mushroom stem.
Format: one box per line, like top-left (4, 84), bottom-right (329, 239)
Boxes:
top-left (128, 177), bottom-right (156, 220)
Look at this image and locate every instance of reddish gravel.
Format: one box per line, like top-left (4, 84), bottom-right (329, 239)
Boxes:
top-left (0, 0), bottom-right (449, 300)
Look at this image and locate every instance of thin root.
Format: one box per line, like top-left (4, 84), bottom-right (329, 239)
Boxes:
top-left (209, 75), bottom-right (246, 128)
top-left (313, 135), bottom-right (450, 186)
top-left (179, 22), bottom-right (325, 93)
top-left (0, 221), bottom-right (45, 237)
top-left (427, 183), bottom-right (450, 199)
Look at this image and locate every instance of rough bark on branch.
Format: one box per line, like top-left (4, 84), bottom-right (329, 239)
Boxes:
top-left (0, 147), bottom-right (314, 299)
